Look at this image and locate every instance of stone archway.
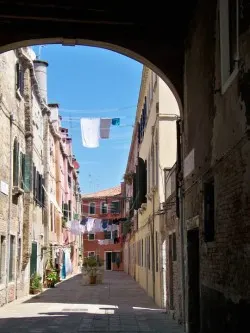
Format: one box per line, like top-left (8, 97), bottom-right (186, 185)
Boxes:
top-left (0, 38), bottom-right (184, 118)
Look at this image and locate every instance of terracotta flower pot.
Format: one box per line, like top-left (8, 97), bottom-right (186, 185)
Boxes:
top-left (89, 275), bottom-right (97, 285)
top-left (30, 288), bottom-right (40, 295)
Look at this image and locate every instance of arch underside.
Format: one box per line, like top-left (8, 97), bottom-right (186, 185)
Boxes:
top-left (0, 0), bottom-right (198, 110)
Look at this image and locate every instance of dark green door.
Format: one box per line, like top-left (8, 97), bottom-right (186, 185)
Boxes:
top-left (30, 242), bottom-right (37, 276)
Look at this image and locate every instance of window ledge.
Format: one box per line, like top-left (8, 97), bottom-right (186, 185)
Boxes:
top-left (221, 66), bottom-right (239, 95)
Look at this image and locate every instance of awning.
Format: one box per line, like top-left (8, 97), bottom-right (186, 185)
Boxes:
top-left (42, 185), bottom-right (63, 215)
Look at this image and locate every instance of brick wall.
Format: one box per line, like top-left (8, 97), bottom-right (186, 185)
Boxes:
top-left (183, 1), bottom-right (250, 332)
top-left (0, 50), bottom-right (29, 306)
top-left (164, 193), bottom-right (182, 324)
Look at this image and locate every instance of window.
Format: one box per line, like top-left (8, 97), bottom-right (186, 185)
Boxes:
top-left (111, 201), bottom-right (120, 214)
top-left (9, 235), bottom-right (15, 282)
top-left (172, 232), bottom-right (177, 261)
top-left (147, 236), bottom-right (151, 270)
top-left (113, 229), bottom-right (118, 239)
top-left (68, 175), bottom-right (72, 188)
top-left (101, 202), bottom-right (108, 214)
top-left (68, 200), bottom-right (72, 220)
top-left (204, 179), bottom-right (215, 242)
top-left (16, 62), bottom-right (24, 97)
top-left (88, 233), bottom-right (95, 241)
top-left (89, 202), bottom-right (96, 215)
top-left (13, 138), bottom-right (20, 187)
top-left (220, 0), bottom-right (239, 93)
top-left (155, 232), bottom-right (159, 272)
top-left (33, 164), bottom-right (44, 206)
top-left (88, 251), bottom-right (95, 257)
top-left (104, 231), bottom-right (112, 240)
top-left (0, 236), bottom-right (6, 284)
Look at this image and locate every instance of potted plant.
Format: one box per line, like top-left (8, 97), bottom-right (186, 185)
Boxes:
top-left (123, 171), bottom-right (134, 185)
top-left (30, 273), bottom-right (42, 294)
top-left (46, 269), bottom-right (58, 288)
top-left (82, 256), bottom-right (98, 285)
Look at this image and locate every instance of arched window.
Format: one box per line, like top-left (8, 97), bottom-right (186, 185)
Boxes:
top-left (101, 202), bottom-right (108, 214)
top-left (13, 138), bottom-right (19, 187)
top-left (15, 62), bottom-right (24, 97)
top-left (89, 202), bottom-right (95, 215)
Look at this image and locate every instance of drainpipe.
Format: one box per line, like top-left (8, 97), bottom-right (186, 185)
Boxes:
top-left (43, 114), bottom-right (50, 270)
top-left (5, 113), bottom-right (14, 304)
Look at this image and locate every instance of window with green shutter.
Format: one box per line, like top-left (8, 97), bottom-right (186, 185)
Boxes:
top-left (13, 138), bottom-right (19, 187)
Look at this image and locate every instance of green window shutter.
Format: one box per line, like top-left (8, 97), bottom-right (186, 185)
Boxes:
top-left (24, 154), bottom-right (32, 192)
top-left (33, 164), bottom-right (36, 197)
top-left (21, 152), bottom-right (25, 190)
top-left (13, 139), bottom-right (19, 187)
top-left (30, 242), bottom-right (37, 276)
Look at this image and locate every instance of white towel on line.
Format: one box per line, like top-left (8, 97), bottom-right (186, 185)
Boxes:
top-left (80, 118), bottom-right (100, 148)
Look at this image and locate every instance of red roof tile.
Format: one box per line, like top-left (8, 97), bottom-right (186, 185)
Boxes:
top-left (82, 185), bottom-right (121, 199)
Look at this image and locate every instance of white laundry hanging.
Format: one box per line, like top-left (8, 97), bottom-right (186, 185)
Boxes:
top-left (93, 219), bottom-right (102, 232)
top-left (80, 118), bottom-right (100, 148)
top-left (70, 220), bottom-right (81, 235)
top-left (86, 218), bottom-right (95, 233)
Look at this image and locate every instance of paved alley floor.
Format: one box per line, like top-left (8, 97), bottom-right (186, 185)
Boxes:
top-left (0, 271), bottom-right (184, 332)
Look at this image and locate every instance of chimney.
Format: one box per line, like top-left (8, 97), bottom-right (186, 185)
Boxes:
top-left (33, 60), bottom-right (49, 103)
top-left (48, 103), bottom-right (59, 121)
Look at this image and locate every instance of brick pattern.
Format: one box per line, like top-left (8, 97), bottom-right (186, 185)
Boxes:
top-left (164, 194), bottom-right (183, 323)
top-left (183, 2), bottom-right (250, 331)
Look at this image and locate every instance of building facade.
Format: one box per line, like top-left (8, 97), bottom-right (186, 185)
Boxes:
top-left (123, 67), bottom-right (179, 308)
top-left (0, 48), bottom-right (81, 306)
top-left (81, 185), bottom-right (125, 271)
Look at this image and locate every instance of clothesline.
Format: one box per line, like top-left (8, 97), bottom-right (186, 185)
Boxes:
top-left (61, 116), bottom-right (128, 120)
top-left (59, 105), bottom-right (136, 113)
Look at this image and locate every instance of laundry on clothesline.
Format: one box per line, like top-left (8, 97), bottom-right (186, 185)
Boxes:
top-left (100, 118), bottom-right (112, 139)
top-left (80, 118), bottom-right (100, 148)
top-left (80, 117), bottom-right (121, 148)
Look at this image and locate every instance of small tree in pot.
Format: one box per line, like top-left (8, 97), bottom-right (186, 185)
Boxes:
top-left (82, 256), bottom-right (98, 284)
top-left (46, 269), bottom-right (58, 288)
top-left (30, 273), bottom-right (42, 294)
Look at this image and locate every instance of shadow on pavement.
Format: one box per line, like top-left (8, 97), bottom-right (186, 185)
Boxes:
top-left (0, 310), bottom-right (181, 333)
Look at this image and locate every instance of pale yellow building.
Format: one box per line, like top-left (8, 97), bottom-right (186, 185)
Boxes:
top-left (125, 66), bottom-right (179, 308)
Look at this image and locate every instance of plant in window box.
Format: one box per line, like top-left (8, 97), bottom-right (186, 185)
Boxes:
top-left (30, 273), bottom-right (43, 294)
top-left (123, 171), bottom-right (134, 185)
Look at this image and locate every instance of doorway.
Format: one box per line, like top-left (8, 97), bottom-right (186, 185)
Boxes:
top-left (187, 228), bottom-right (200, 333)
top-left (105, 251), bottom-right (112, 271)
top-left (30, 242), bottom-right (37, 276)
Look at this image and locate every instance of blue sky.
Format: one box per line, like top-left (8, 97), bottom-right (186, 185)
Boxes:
top-left (32, 45), bottom-right (142, 194)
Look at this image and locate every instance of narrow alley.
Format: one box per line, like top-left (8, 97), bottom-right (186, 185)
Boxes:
top-left (0, 271), bottom-right (183, 333)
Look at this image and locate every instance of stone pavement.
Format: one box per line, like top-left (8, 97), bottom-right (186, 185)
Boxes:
top-left (0, 271), bottom-right (184, 332)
